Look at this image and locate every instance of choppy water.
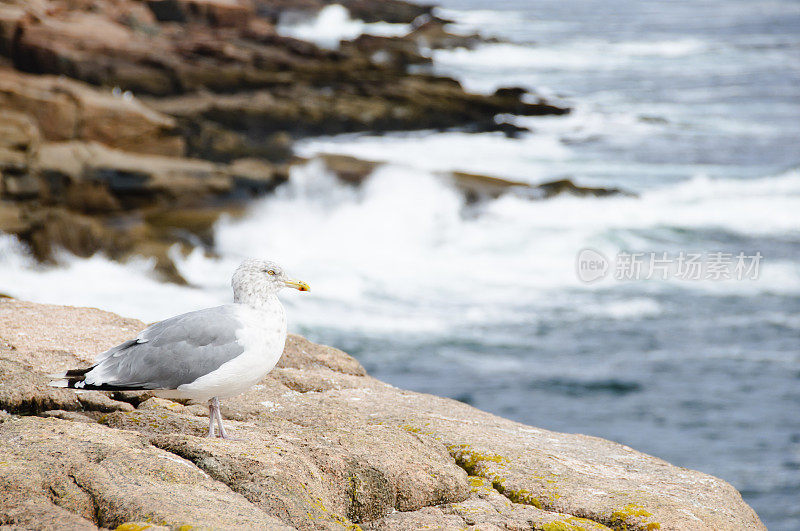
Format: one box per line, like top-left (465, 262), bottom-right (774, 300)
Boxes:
top-left (1, 0), bottom-right (799, 527)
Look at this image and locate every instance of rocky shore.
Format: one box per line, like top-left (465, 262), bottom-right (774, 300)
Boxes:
top-left (0, 0), bottom-right (581, 282)
top-left (0, 299), bottom-right (766, 530)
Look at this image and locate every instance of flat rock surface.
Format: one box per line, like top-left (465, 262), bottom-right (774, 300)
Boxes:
top-left (0, 299), bottom-right (765, 530)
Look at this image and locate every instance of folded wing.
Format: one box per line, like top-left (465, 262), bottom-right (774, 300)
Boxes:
top-left (56, 305), bottom-right (245, 391)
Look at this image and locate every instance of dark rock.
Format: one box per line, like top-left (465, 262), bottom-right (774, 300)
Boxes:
top-left (450, 173), bottom-right (636, 203)
top-left (340, 0), bottom-right (433, 24)
top-left (407, 19), bottom-right (482, 49)
top-left (143, 204), bottom-right (247, 248)
top-left (318, 153), bottom-right (380, 185)
top-left (146, 0), bottom-right (255, 27)
top-left (35, 141), bottom-right (284, 209)
top-left (63, 181), bottom-right (123, 214)
top-left (35, 142), bottom-right (229, 209)
top-left (341, 34), bottom-right (430, 69)
top-left (13, 206), bottom-right (131, 262)
top-left (0, 201), bottom-right (26, 233)
top-left (449, 171), bottom-right (530, 203)
top-left (0, 133), bottom-right (288, 282)
top-left (0, 68), bottom-right (184, 156)
top-left (486, 120), bottom-right (531, 138)
top-left (308, 156), bottom-right (636, 204)
top-left (145, 0), bottom-right (188, 23)
top-left (494, 86), bottom-right (528, 99)
top-left (228, 157), bottom-right (290, 196)
top-left (180, 118), bottom-right (295, 162)
top-left (0, 109), bottom-right (39, 199)
top-left (150, 79), bottom-right (569, 142)
top-left (531, 178), bottom-right (638, 199)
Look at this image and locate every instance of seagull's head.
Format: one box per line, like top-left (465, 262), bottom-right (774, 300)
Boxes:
top-left (232, 259), bottom-right (310, 305)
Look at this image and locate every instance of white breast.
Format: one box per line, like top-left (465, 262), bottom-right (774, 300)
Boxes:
top-left (175, 299), bottom-right (287, 401)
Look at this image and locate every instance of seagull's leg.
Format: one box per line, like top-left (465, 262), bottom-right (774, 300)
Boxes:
top-left (211, 396), bottom-right (232, 439)
top-left (206, 399), bottom-right (216, 438)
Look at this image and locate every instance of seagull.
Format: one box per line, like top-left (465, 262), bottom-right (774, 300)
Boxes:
top-left (50, 259), bottom-right (310, 439)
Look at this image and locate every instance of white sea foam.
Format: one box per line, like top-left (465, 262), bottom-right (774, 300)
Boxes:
top-left (434, 39), bottom-right (709, 69)
top-left (433, 8), bottom-right (551, 42)
top-left (0, 237), bottom-right (221, 322)
top-left (1, 163), bottom-right (798, 326)
top-left (276, 4), bottom-right (410, 49)
top-left (431, 39), bottom-right (711, 94)
top-left (1, 162), bottom-right (797, 327)
top-left (295, 112), bottom-right (784, 193)
top-left (296, 130), bottom-right (571, 183)
top-left (207, 163), bottom-right (800, 330)
top-left (580, 298), bottom-right (663, 320)
top-left (434, 8), bottom-right (524, 30)
top-left (612, 39), bottom-right (710, 58)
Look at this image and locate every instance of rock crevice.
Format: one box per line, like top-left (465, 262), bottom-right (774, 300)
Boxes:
top-left (64, 473), bottom-right (103, 528)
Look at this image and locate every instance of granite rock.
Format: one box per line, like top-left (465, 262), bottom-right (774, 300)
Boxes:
top-left (0, 299), bottom-right (766, 530)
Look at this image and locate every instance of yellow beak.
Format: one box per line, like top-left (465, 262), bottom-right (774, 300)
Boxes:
top-left (284, 279), bottom-right (310, 292)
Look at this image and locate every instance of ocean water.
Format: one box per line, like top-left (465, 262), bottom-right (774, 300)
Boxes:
top-left (1, 1), bottom-right (799, 527)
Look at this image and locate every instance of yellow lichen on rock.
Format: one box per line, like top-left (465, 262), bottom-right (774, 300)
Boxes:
top-left (448, 443), bottom-right (510, 473)
top-left (468, 476), bottom-right (486, 488)
top-left (609, 503), bottom-right (661, 530)
top-left (115, 524), bottom-right (153, 531)
top-left (542, 515), bottom-right (613, 531)
top-left (500, 486), bottom-right (543, 509)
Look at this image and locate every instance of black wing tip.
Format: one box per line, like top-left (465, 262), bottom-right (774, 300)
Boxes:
top-left (50, 365), bottom-right (150, 391)
top-left (49, 365), bottom-right (93, 388)
top-left (64, 367), bottom-right (93, 377)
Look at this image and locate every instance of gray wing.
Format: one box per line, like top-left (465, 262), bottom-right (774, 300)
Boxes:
top-left (84, 305), bottom-right (245, 390)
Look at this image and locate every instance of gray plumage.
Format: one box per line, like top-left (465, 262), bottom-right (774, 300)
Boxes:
top-left (85, 305), bottom-right (245, 390)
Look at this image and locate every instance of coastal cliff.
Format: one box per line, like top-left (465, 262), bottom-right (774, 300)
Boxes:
top-left (0, 299), bottom-right (765, 530)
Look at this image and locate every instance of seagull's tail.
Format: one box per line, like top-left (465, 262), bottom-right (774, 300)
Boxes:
top-left (47, 367), bottom-right (93, 389)
top-left (47, 366), bottom-right (150, 391)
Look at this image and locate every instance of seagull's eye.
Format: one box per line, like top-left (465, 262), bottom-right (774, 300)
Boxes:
top-left (267, 269), bottom-right (276, 276)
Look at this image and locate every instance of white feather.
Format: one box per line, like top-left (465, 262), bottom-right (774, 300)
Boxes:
top-left (174, 298), bottom-right (287, 400)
